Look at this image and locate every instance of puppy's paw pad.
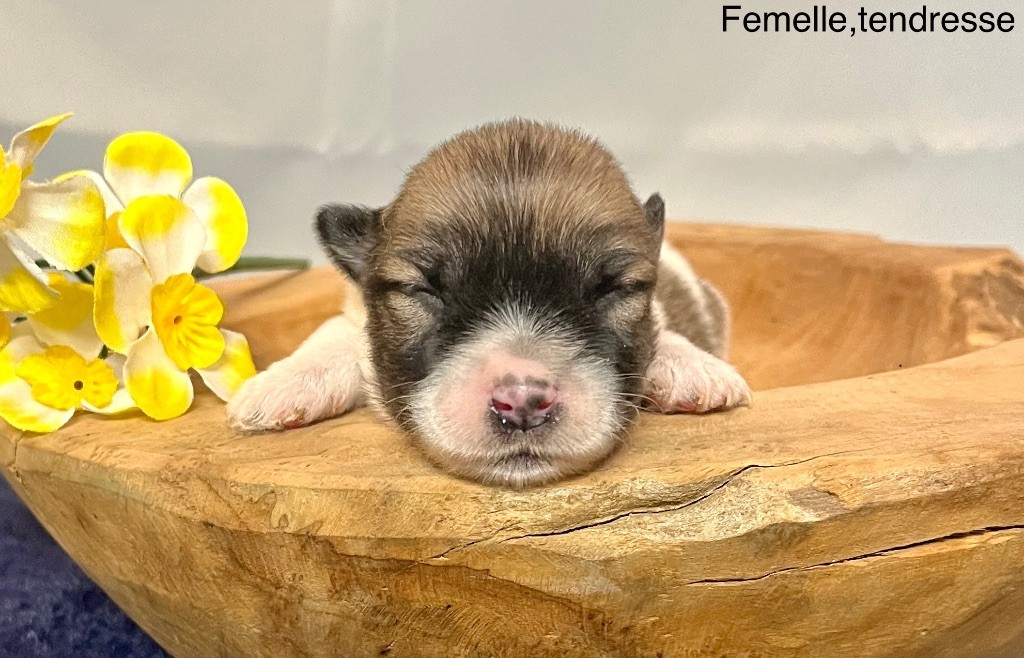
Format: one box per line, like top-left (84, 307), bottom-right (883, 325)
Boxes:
top-left (644, 352), bottom-right (751, 414)
top-left (227, 366), bottom-right (358, 433)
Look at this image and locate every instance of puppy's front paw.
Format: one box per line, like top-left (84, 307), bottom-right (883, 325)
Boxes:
top-left (644, 347), bottom-right (751, 414)
top-left (227, 363), bottom-right (363, 433)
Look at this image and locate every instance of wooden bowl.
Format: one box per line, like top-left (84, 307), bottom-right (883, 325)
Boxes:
top-left (3, 224), bottom-right (1024, 657)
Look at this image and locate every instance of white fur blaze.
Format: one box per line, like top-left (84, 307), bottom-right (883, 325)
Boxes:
top-left (644, 329), bottom-right (751, 414)
top-left (407, 304), bottom-right (625, 487)
top-left (227, 315), bottom-right (367, 432)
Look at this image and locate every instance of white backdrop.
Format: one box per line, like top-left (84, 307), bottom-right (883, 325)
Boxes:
top-left (3, 1), bottom-right (1022, 261)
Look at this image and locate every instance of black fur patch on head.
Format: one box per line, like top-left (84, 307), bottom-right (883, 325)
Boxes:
top-left (353, 119), bottom-right (661, 433)
top-left (365, 215), bottom-right (657, 424)
top-left (316, 204), bottom-right (380, 281)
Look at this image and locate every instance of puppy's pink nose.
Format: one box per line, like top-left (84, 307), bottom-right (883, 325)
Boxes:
top-left (491, 376), bottom-right (557, 431)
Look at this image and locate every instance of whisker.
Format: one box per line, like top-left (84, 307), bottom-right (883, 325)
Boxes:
top-left (382, 379), bottom-right (420, 392)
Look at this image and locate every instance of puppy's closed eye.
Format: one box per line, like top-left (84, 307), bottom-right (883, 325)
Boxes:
top-left (383, 281), bottom-right (444, 318)
top-left (395, 282), bottom-right (442, 300)
top-left (591, 274), bottom-right (654, 302)
top-left (592, 274), bottom-right (620, 300)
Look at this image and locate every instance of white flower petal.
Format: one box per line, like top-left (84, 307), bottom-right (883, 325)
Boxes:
top-left (0, 151), bottom-right (21, 219)
top-left (0, 334), bottom-right (44, 389)
top-left (103, 132), bottom-right (192, 206)
top-left (7, 113), bottom-right (73, 170)
top-left (0, 377), bottom-right (75, 433)
top-left (104, 351), bottom-right (127, 385)
top-left (27, 275), bottom-right (103, 358)
top-left (0, 236), bottom-right (57, 314)
top-left (54, 169), bottom-right (124, 215)
top-left (93, 248), bottom-right (153, 353)
top-left (118, 195), bottom-right (205, 283)
top-left (83, 388), bottom-right (136, 415)
top-left (5, 176), bottom-right (105, 271)
top-left (124, 329), bottom-right (194, 421)
top-left (195, 329), bottom-right (257, 401)
top-left (183, 177), bottom-right (247, 273)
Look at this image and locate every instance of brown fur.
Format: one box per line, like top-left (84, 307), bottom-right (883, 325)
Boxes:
top-left (234, 119), bottom-right (741, 487)
top-left (363, 120), bottom-right (670, 426)
top-left (380, 119), bottom-right (657, 255)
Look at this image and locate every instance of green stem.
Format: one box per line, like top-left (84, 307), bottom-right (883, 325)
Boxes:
top-left (34, 258), bottom-right (93, 284)
top-left (37, 256), bottom-right (309, 285)
top-left (195, 256), bottom-right (310, 279)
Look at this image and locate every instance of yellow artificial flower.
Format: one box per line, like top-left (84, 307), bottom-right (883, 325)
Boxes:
top-left (0, 114), bottom-right (105, 313)
top-left (0, 272), bottom-right (135, 433)
top-left (150, 273), bottom-right (226, 370)
top-left (61, 131), bottom-right (248, 274)
top-left (93, 195), bottom-right (255, 421)
top-left (0, 327), bottom-right (135, 434)
top-left (17, 346), bottom-right (117, 411)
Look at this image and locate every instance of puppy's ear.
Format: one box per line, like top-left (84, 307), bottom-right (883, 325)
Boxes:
top-left (644, 193), bottom-right (665, 246)
top-left (316, 204), bottom-right (381, 281)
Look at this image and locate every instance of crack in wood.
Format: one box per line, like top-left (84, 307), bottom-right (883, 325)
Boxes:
top-left (685, 524), bottom-right (1024, 586)
top-left (430, 449), bottom-right (861, 560)
top-left (6, 431), bottom-right (26, 483)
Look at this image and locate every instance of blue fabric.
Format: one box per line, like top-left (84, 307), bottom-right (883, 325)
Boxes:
top-left (0, 476), bottom-right (167, 658)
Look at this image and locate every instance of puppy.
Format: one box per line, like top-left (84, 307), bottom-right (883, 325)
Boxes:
top-left (228, 119), bottom-right (750, 487)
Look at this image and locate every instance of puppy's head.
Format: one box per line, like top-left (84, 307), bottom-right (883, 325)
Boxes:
top-left (318, 121), bottom-right (663, 487)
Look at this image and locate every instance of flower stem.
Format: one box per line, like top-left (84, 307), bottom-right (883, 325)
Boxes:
top-left (34, 258), bottom-right (92, 283)
top-left (194, 256), bottom-right (310, 279)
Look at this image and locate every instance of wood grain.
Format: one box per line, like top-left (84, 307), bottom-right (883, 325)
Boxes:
top-left (2, 224), bottom-right (1024, 657)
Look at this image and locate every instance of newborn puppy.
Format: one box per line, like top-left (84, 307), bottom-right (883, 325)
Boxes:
top-left (228, 119), bottom-right (750, 487)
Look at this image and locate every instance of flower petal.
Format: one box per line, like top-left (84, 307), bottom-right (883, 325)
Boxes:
top-left (7, 113), bottom-right (73, 171)
top-left (14, 344), bottom-right (117, 411)
top-left (93, 248), bottom-right (153, 353)
top-left (0, 324), bottom-right (72, 434)
top-left (16, 345), bottom-right (86, 410)
top-left (104, 351), bottom-right (127, 384)
top-left (124, 329), bottom-right (193, 420)
top-left (2, 333), bottom-right (46, 364)
top-left (0, 152), bottom-right (22, 219)
top-left (103, 212), bottom-right (129, 250)
top-left (183, 177), bottom-right (248, 273)
top-left (118, 195), bottom-right (205, 283)
top-left (196, 329), bottom-right (257, 401)
top-left (0, 334), bottom-right (43, 387)
top-left (54, 169), bottom-right (124, 215)
top-left (27, 274), bottom-right (103, 358)
top-left (81, 357), bottom-right (118, 409)
top-left (103, 132), bottom-right (192, 206)
top-left (83, 388), bottom-right (136, 415)
top-left (82, 352), bottom-right (136, 415)
top-left (0, 237), bottom-right (57, 313)
top-left (0, 377), bottom-right (74, 433)
top-left (151, 274), bottom-right (225, 370)
top-left (52, 170), bottom-right (128, 250)
top-left (5, 176), bottom-right (106, 271)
